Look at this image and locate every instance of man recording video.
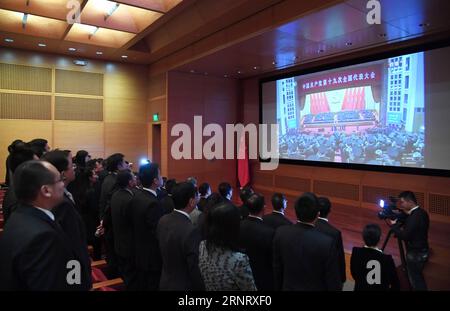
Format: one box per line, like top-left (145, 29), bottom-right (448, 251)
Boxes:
top-left (389, 191), bottom-right (429, 291)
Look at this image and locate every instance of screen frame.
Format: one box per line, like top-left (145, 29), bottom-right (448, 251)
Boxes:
top-left (259, 39), bottom-right (450, 177)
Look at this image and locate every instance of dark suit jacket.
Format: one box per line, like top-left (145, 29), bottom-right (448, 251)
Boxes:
top-left (1, 186), bottom-right (17, 224)
top-left (315, 218), bottom-right (346, 283)
top-left (160, 194), bottom-right (175, 215)
top-left (239, 204), bottom-right (249, 219)
top-left (157, 187), bottom-right (168, 200)
top-left (53, 192), bottom-right (92, 290)
top-left (262, 212), bottom-right (292, 230)
top-left (0, 204), bottom-right (81, 290)
top-left (130, 188), bottom-right (165, 272)
top-left (273, 223), bottom-right (342, 291)
top-left (197, 197), bottom-right (208, 212)
top-left (156, 211), bottom-right (205, 290)
top-left (239, 217), bottom-right (275, 290)
top-left (350, 247), bottom-right (400, 291)
top-left (392, 207), bottom-right (429, 252)
top-left (99, 173), bottom-right (117, 220)
top-left (111, 188), bottom-right (134, 258)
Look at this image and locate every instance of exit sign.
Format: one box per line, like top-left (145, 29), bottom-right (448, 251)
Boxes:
top-left (153, 113), bottom-right (159, 122)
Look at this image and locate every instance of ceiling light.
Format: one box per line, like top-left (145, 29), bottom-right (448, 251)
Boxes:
top-left (224, 74), bottom-right (228, 78)
top-left (22, 13), bottom-right (28, 29)
top-left (190, 69), bottom-right (195, 73)
top-left (4, 38), bottom-right (14, 43)
top-left (318, 49), bottom-right (325, 53)
top-left (253, 66), bottom-right (259, 70)
top-left (237, 70), bottom-right (242, 74)
top-left (83, 25), bottom-right (99, 39)
top-left (121, 55), bottom-right (128, 59)
top-left (105, 1), bottom-right (120, 20)
top-left (419, 22), bottom-right (430, 27)
top-left (96, 51), bottom-right (103, 55)
top-left (38, 43), bottom-right (46, 47)
top-left (272, 61), bottom-right (277, 65)
top-left (68, 47), bottom-right (77, 51)
top-left (346, 42), bottom-right (353, 46)
top-left (378, 33), bottom-right (387, 38)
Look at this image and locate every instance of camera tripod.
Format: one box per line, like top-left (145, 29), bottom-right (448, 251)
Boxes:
top-left (382, 226), bottom-right (411, 289)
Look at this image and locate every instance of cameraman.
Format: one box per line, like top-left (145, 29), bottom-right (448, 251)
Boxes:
top-left (390, 191), bottom-right (429, 290)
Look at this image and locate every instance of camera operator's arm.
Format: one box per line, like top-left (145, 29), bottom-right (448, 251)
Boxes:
top-left (390, 216), bottom-right (416, 241)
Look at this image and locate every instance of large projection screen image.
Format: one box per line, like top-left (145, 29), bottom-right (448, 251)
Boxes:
top-left (261, 45), bottom-right (450, 172)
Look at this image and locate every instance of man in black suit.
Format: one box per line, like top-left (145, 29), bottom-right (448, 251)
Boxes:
top-left (391, 191), bottom-right (430, 290)
top-left (129, 162), bottom-right (165, 290)
top-left (350, 224), bottom-right (400, 291)
top-left (273, 192), bottom-right (342, 291)
top-left (239, 193), bottom-right (275, 290)
top-left (238, 186), bottom-right (254, 220)
top-left (263, 193), bottom-right (292, 230)
top-left (197, 182), bottom-right (211, 212)
top-left (156, 182), bottom-right (205, 290)
top-left (111, 170), bottom-right (137, 290)
top-left (218, 182), bottom-right (233, 202)
top-left (98, 153), bottom-right (128, 278)
top-left (316, 197), bottom-right (346, 285)
top-left (42, 150), bottom-right (92, 290)
top-left (160, 178), bottom-right (176, 214)
top-left (0, 160), bottom-right (83, 290)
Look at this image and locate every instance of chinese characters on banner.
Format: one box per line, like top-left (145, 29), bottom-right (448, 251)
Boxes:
top-left (300, 65), bottom-right (382, 93)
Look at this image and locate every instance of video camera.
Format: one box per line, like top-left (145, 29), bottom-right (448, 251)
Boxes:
top-left (377, 196), bottom-right (407, 223)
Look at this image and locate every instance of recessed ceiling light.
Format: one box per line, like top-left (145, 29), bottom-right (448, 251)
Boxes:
top-left (346, 42), bottom-right (353, 46)
top-left (96, 51), bottom-right (103, 55)
top-left (237, 70), bottom-right (242, 74)
top-left (38, 43), bottom-right (46, 47)
top-left (121, 55), bottom-right (128, 59)
top-left (4, 38), bottom-right (14, 43)
top-left (378, 33), bottom-right (387, 38)
top-left (272, 61), bottom-right (277, 65)
top-left (68, 47), bottom-right (77, 51)
top-left (224, 74), bottom-right (228, 78)
top-left (253, 66), bottom-right (259, 70)
top-left (190, 69), bottom-right (195, 73)
top-left (419, 22), bottom-right (430, 27)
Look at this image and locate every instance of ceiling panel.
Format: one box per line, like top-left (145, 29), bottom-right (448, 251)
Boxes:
top-left (0, 9), bottom-right (68, 39)
top-left (0, 0), bottom-right (80, 21)
top-left (277, 3), bottom-right (369, 43)
top-left (65, 23), bottom-right (135, 48)
top-left (81, 0), bottom-right (163, 33)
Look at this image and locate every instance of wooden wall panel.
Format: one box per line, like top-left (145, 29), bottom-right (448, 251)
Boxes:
top-left (53, 121), bottom-right (104, 158)
top-left (0, 93), bottom-right (51, 120)
top-left (55, 69), bottom-right (103, 96)
top-left (0, 63), bottom-right (51, 92)
top-left (0, 120), bottom-right (52, 179)
top-left (104, 65), bottom-right (148, 100)
top-left (104, 98), bottom-right (147, 124)
top-left (105, 122), bottom-right (148, 172)
top-left (55, 96), bottom-right (103, 121)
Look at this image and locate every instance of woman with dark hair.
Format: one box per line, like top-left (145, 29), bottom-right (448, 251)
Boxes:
top-left (74, 150), bottom-right (91, 170)
top-left (198, 202), bottom-right (256, 291)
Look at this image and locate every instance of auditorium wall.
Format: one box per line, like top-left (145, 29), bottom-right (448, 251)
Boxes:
top-left (0, 47), bottom-right (150, 181)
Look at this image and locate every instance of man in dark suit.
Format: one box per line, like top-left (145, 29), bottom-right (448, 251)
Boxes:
top-left (98, 153), bottom-right (128, 278)
top-left (111, 170), bottom-right (137, 289)
top-left (263, 193), bottom-right (292, 230)
top-left (391, 191), bottom-right (430, 290)
top-left (0, 160), bottom-right (83, 290)
top-left (316, 197), bottom-right (346, 284)
top-left (239, 193), bottom-right (275, 290)
top-left (273, 192), bottom-right (342, 291)
top-left (130, 162), bottom-right (165, 290)
top-left (156, 182), bottom-right (205, 290)
top-left (42, 150), bottom-right (92, 290)
top-left (218, 182), bottom-right (233, 202)
top-left (197, 182), bottom-right (211, 212)
top-left (351, 224), bottom-right (400, 291)
top-left (238, 186), bottom-right (254, 220)
top-left (160, 179), bottom-right (176, 214)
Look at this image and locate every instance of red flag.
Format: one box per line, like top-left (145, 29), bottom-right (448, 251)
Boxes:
top-left (238, 133), bottom-right (250, 188)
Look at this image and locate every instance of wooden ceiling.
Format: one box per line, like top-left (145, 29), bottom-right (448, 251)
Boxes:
top-left (0, 0), bottom-right (184, 63)
top-left (175, 0), bottom-right (450, 78)
top-left (0, 0), bottom-right (449, 70)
